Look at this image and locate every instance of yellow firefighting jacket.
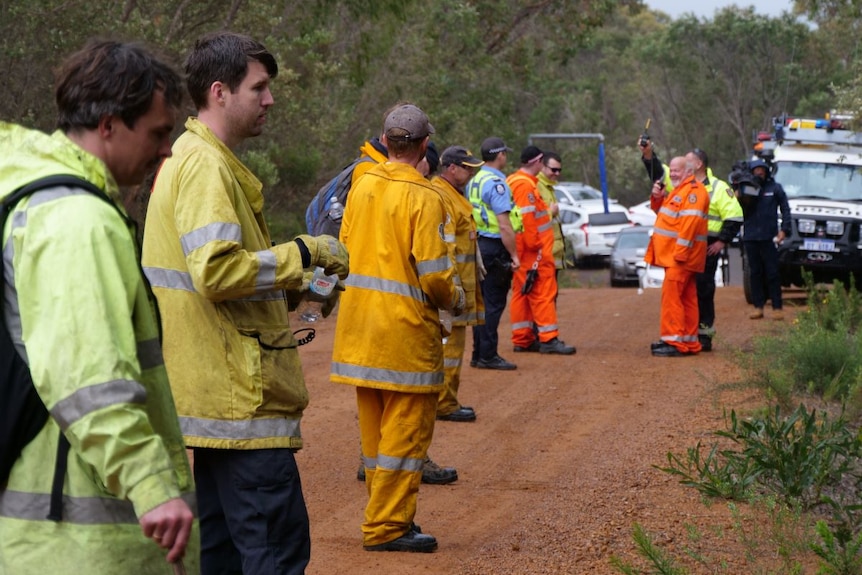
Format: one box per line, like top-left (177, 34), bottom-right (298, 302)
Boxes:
top-left (350, 139), bottom-right (388, 188)
top-left (331, 162), bottom-right (460, 393)
top-left (143, 117), bottom-right (309, 450)
top-left (0, 123), bottom-right (198, 574)
top-left (536, 172), bottom-right (566, 269)
top-left (431, 175), bottom-right (485, 327)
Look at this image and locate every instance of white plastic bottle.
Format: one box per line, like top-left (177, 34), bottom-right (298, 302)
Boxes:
top-left (328, 197), bottom-right (344, 223)
top-left (300, 267), bottom-right (338, 322)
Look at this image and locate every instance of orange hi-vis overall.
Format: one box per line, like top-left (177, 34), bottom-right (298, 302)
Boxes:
top-left (645, 175), bottom-right (709, 353)
top-left (507, 170), bottom-right (559, 347)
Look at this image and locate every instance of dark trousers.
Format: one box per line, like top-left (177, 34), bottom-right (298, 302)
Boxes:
top-left (744, 240), bottom-right (782, 310)
top-left (473, 237), bottom-right (512, 362)
top-left (195, 447), bottom-right (311, 575)
top-left (695, 241), bottom-right (722, 330)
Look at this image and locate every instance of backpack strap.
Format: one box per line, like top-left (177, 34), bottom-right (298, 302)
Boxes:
top-left (2, 174), bottom-right (116, 522)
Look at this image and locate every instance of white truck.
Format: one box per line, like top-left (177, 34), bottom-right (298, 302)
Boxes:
top-left (746, 115), bottom-right (862, 301)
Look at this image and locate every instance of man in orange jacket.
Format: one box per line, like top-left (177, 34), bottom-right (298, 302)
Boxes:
top-left (645, 156), bottom-right (710, 357)
top-left (507, 146), bottom-right (575, 355)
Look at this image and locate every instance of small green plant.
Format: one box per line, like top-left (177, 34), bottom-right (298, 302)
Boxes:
top-left (609, 523), bottom-right (689, 575)
top-left (811, 518), bottom-right (862, 575)
top-left (716, 405), bottom-right (860, 509)
top-left (655, 440), bottom-right (758, 500)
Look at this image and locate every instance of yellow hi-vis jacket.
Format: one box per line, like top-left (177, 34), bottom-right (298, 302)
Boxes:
top-left (143, 118), bottom-right (309, 450)
top-left (0, 123), bottom-right (198, 574)
top-left (536, 172), bottom-right (566, 269)
top-left (331, 162), bottom-right (461, 393)
top-left (350, 139), bottom-right (388, 188)
top-left (431, 175), bottom-right (485, 327)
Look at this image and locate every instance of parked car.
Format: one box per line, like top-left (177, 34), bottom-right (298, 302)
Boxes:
top-left (559, 201), bottom-right (635, 267)
top-left (609, 226), bottom-right (653, 286)
top-left (627, 199), bottom-right (656, 227)
top-left (554, 182), bottom-right (603, 205)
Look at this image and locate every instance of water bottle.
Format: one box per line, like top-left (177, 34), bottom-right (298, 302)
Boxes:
top-left (308, 266), bottom-right (337, 300)
top-left (299, 267), bottom-right (337, 322)
top-left (328, 197), bottom-right (344, 223)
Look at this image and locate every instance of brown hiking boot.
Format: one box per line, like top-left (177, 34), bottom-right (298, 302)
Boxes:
top-left (772, 309), bottom-right (784, 321)
top-left (749, 308), bottom-right (764, 319)
top-left (421, 457), bottom-right (457, 485)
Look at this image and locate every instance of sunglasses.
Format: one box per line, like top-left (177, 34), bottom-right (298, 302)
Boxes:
top-left (549, 167), bottom-right (562, 174)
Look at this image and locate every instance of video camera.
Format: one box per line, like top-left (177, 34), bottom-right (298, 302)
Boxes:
top-left (728, 160), bottom-right (766, 216)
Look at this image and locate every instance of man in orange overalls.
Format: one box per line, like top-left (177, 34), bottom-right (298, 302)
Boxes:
top-left (646, 156), bottom-right (710, 357)
top-left (507, 146), bottom-right (575, 355)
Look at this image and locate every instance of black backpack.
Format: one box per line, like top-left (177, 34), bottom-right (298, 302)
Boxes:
top-left (1, 174), bottom-right (114, 521)
top-left (304, 156), bottom-right (375, 236)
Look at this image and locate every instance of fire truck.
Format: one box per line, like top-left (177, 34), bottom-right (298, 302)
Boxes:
top-left (746, 114), bottom-right (862, 301)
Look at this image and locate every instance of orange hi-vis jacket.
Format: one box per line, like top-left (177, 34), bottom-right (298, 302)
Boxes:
top-left (645, 175), bottom-right (709, 273)
top-left (507, 171), bottom-right (554, 263)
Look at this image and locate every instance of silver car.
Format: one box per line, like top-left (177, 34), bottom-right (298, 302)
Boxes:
top-left (609, 226), bottom-right (653, 286)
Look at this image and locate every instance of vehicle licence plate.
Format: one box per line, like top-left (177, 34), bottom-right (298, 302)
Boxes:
top-left (802, 239), bottom-right (837, 252)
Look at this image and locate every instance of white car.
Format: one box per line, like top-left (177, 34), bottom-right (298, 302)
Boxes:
top-left (627, 199), bottom-right (657, 227)
top-left (559, 201), bottom-right (636, 267)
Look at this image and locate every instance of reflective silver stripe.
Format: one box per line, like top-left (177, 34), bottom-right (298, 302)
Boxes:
top-left (444, 357), bottom-right (461, 368)
top-left (255, 249), bottom-right (277, 289)
top-left (2, 237), bottom-right (26, 361)
top-left (455, 253), bottom-right (475, 264)
top-left (536, 210), bottom-right (549, 219)
top-left (661, 335), bottom-right (683, 343)
top-left (144, 266), bottom-right (283, 301)
top-left (681, 334), bottom-right (698, 342)
top-left (443, 233), bottom-right (456, 243)
top-left (554, 258), bottom-right (563, 267)
top-left (459, 311), bottom-right (482, 323)
top-left (519, 205), bottom-right (536, 214)
top-left (537, 324), bottom-right (558, 333)
top-left (137, 338), bottom-right (164, 371)
top-left (676, 238), bottom-right (693, 248)
top-left (416, 256), bottom-right (451, 276)
top-left (377, 453), bottom-right (424, 473)
top-left (537, 222), bottom-right (553, 233)
top-left (512, 321), bottom-right (533, 331)
top-left (51, 380), bottom-right (147, 430)
top-left (707, 214), bottom-right (722, 222)
top-left (23, 187), bottom-right (94, 209)
top-left (695, 234), bottom-right (708, 243)
top-left (658, 207), bottom-right (679, 219)
top-left (144, 267), bottom-right (196, 292)
top-left (360, 455), bottom-right (377, 470)
top-left (652, 227), bottom-right (677, 239)
top-left (679, 209), bottom-right (706, 218)
top-left (179, 416), bottom-right (301, 440)
top-left (180, 222), bottom-right (242, 256)
top-left (452, 274), bottom-right (462, 287)
top-left (0, 490), bottom-right (197, 525)
top-left (331, 361), bottom-right (443, 386)
top-left (344, 274), bottom-right (426, 303)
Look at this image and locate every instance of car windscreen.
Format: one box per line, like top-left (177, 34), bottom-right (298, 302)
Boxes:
top-left (616, 231), bottom-right (650, 248)
top-left (588, 212), bottom-right (630, 226)
top-left (775, 162), bottom-right (862, 201)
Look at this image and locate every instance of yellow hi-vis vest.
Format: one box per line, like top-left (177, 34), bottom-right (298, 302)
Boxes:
top-left (468, 169), bottom-right (523, 235)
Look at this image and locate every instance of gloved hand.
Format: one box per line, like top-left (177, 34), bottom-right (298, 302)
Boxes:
top-left (451, 286), bottom-right (466, 317)
top-left (321, 280), bottom-right (345, 318)
top-left (294, 234), bottom-right (349, 280)
top-left (285, 270), bottom-right (315, 311)
top-left (475, 245), bottom-right (486, 282)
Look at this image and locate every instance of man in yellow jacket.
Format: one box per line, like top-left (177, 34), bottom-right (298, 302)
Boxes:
top-left (0, 41), bottom-right (197, 574)
top-left (331, 104), bottom-right (465, 553)
top-left (536, 151), bottom-right (566, 273)
top-left (431, 146), bottom-right (486, 423)
top-left (143, 32), bottom-right (348, 574)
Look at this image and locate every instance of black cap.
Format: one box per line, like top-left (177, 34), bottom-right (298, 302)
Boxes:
top-left (520, 145), bottom-right (543, 165)
top-left (441, 146), bottom-right (484, 168)
top-left (481, 137), bottom-right (512, 157)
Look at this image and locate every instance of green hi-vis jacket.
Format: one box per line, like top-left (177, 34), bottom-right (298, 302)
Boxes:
top-left (143, 118), bottom-right (309, 450)
top-left (0, 123), bottom-right (198, 574)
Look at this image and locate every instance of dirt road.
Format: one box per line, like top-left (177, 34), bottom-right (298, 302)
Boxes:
top-left (294, 284), bottom-right (795, 574)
